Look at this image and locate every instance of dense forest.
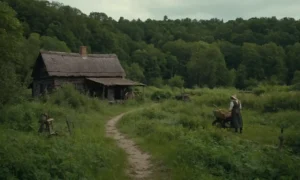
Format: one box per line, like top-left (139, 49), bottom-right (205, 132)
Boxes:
top-left (1, 0), bottom-right (300, 106)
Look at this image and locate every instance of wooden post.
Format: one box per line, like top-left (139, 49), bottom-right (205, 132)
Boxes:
top-left (66, 120), bottom-right (72, 135)
top-left (278, 127), bottom-right (284, 150)
top-left (102, 86), bottom-right (105, 99)
top-left (181, 87), bottom-right (184, 101)
top-left (47, 118), bottom-right (54, 135)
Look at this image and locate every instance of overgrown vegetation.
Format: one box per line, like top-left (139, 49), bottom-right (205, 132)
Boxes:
top-left (1, 0), bottom-right (300, 179)
top-left (119, 87), bottom-right (300, 180)
top-left (0, 84), bottom-right (144, 180)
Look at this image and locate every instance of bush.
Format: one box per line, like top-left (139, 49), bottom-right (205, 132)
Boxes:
top-left (178, 115), bottom-right (201, 130)
top-left (168, 75), bottom-right (184, 88)
top-left (291, 83), bottom-right (300, 91)
top-left (0, 129), bottom-right (127, 180)
top-left (0, 103), bottom-right (39, 131)
top-left (48, 84), bottom-right (87, 108)
top-left (262, 92), bottom-right (300, 112)
top-left (252, 86), bottom-right (266, 96)
top-left (141, 107), bottom-right (168, 120)
top-left (151, 90), bottom-right (173, 101)
top-left (46, 84), bottom-right (105, 112)
top-left (149, 77), bottom-right (164, 88)
top-left (285, 131), bottom-right (300, 154)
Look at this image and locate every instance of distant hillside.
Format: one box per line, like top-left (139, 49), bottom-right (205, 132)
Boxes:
top-left (1, 0), bottom-right (300, 95)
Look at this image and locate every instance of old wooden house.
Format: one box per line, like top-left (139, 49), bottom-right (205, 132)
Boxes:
top-left (31, 46), bottom-right (144, 100)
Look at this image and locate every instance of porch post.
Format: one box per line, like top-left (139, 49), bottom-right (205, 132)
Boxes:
top-left (102, 86), bottom-right (105, 99)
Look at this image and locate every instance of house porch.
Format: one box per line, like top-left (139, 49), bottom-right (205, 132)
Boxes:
top-left (85, 78), bottom-right (145, 100)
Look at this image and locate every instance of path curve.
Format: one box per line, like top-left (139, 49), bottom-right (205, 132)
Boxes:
top-left (105, 113), bottom-right (152, 180)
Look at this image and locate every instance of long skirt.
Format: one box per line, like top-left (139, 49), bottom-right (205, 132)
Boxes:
top-left (231, 113), bottom-right (243, 129)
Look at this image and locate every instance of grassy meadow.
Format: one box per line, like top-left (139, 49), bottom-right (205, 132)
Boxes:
top-left (1, 83), bottom-right (300, 180)
top-left (119, 86), bottom-right (300, 180)
top-left (0, 84), bottom-right (148, 180)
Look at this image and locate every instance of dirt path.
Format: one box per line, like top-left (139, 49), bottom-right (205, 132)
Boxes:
top-left (105, 113), bottom-right (152, 180)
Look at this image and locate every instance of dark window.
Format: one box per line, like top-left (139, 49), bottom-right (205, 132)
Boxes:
top-left (40, 84), bottom-right (44, 94)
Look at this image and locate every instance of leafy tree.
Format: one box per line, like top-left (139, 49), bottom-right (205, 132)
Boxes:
top-left (3, 0), bottom-right (300, 89)
top-left (0, 1), bottom-right (23, 66)
top-left (164, 53), bottom-right (179, 79)
top-left (168, 75), bottom-right (184, 88)
top-left (215, 41), bottom-right (242, 69)
top-left (20, 33), bottom-right (41, 85)
top-left (236, 64), bottom-right (247, 89)
top-left (241, 43), bottom-right (264, 80)
top-left (187, 42), bottom-right (232, 88)
top-left (40, 36), bottom-right (71, 52)
top-left (0, 1), bottom-right (24, 106)
top-left (286, 43), bottom-right (300, 84)
top-left (149, 77), bottom-right (164, 88)
top-left (126, 63), bottom-right (145, 82)
top-left (0, 63), bottom-right (23, 106)
top-left (259, 42), bottom-right (287, 84)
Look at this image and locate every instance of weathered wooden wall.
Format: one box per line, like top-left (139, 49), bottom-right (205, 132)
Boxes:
top-left (54, 78), bottom-right (85, 92)
top-left (32, 79), bottom-right (54, 97)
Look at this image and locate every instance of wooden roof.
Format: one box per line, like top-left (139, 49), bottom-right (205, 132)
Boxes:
top-left (37, 51), bottom-right (125, 77)
top-left (87, 78), bottom-right (145, 86)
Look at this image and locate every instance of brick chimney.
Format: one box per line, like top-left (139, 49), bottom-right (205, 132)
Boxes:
top-left (79, 46), bottom-right (87, 57)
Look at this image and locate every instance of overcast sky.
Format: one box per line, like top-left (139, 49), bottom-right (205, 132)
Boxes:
top-left (50, 0), bottom-right (300, 21)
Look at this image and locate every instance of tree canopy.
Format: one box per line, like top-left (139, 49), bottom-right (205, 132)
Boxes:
top-left (1, 0), bottom-right (300, 94)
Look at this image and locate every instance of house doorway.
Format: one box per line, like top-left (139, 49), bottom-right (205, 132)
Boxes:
top-left (114, 86), bottom-right (123, 100)
top-left (107, 88), bottom-right (115, 101)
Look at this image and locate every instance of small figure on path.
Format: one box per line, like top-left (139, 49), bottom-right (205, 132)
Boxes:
top-left (229, 95), bottom-right (243, 133)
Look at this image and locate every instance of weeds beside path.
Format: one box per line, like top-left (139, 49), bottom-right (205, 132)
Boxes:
top-left (105, 106), bottom-right (156, 180)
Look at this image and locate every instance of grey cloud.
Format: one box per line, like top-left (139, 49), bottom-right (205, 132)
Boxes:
top-left (140, 0), bottom-right (300, 20)
top-left (51, 0), bottom-right (300, 21)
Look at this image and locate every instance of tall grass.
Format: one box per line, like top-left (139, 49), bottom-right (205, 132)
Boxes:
top-left (119, 86), bottom-right (300, 180)
top-left (0, 84), bottom-right (143, 180)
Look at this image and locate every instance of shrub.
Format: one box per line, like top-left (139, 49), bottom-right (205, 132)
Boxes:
top-left (141, 107), bottom-right (168, 120)
top-left (149, 77), bottom-right (164, 88)
top-left (0, 103), bottom-right (38, 131)
top-left (0, 129), bottom-right (127, 180)
top-left (178, 115), bottom-right (201, 130)
top-left (252, 86), bottom-right (266, 96)
top-left (45, 84), bottom-right (105, 112)
top-left (151, 90), bottom-right (173, 101)
top-left (262, 92), bottom-right (300, 112)
top-left (291, 83), bottom-right (300, 91)
top-left (168, 75), bottom-right (184, 88)
top-left (285, 131), bottom-right (300, 154)
top-left (48, 84), bottom-right (87, 108)
top-left (173, 131), bottom-right (300, 180)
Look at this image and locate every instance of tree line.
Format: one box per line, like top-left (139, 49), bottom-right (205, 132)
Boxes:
top-left (1, 0), bottom-right (300, 105)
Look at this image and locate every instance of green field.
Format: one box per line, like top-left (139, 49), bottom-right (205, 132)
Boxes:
top-left (119, 86), bottom-right (300, 180)
top-left (0, 85), bottom-right (148, 180)
top-left (1, 84), bottom-right (300, 179)
top-left (1, 1), bottom-right (300, 178)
